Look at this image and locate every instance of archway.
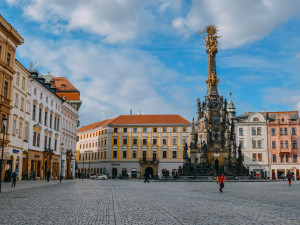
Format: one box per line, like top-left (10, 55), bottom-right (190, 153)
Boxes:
top-left (215, 159), bottom-right (219, 172)
top-left (145, 167), bottom-right (153, 178)
top-left (112, 168), bottom-right (118, 178)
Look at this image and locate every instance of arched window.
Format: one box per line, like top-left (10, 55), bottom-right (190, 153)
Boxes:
top-left (253, 117), bottom-right (259, 121)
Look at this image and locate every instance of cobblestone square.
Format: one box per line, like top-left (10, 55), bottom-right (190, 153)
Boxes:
top-left (0, 180), bottom-right (299, 225)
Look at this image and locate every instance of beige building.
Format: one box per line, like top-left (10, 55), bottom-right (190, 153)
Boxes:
top-left (0, 15), bottom-right (24, 181)
top-left (76, 115), bottom-right (191, 178)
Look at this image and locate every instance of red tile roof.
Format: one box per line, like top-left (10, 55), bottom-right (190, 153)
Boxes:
top-left (52, 77), bottom-right (79, 92)
top-left (56, 92), bottom-right (80, 101)
top-left (77, 115), bottom-right (191, 133)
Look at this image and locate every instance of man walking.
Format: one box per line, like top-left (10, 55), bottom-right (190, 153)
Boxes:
top-left (46, 171), bottom-right (51, 182)
top-left (11, 169), bottom-right (18, 187)
top-left (219, 173), bottom-right (226, 193)
top-left (287, 171), bottom-right (292, 186)
top-left (144, 172), bottom-right (149, 183)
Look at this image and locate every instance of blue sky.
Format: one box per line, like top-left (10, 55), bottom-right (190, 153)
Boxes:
top-left (1, 0), bottom-right (300, 126)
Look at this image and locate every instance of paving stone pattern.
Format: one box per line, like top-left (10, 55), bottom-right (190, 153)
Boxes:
top-left (0, 180), bottom-right (299, 225)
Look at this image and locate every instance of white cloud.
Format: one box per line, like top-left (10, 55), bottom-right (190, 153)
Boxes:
top-left (17, 38), bottom-right (195, 125)
top-left (172, 0), bottom-right (300, 49)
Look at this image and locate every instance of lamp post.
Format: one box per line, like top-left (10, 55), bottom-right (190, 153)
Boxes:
top-left (0, 117), bottom-right (8, 193)
top-left (82, 155), bottom-right (84, 181)
top-left (60, 143), bottom-right (64, 183)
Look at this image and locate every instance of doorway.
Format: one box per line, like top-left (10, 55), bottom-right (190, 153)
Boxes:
top-left (215, 159), bottom-right (219, 172)
top-left (145, 167), bottom-right (153, 178)
top-left (112, 168), bottom-right (118, 178)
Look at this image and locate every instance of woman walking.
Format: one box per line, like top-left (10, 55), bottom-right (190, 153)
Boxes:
top-left (219, 173), bottom-right (226, 193)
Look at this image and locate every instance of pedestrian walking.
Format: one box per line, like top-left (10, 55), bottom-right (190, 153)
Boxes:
top-left (11, 169), bottom-right (18, 187)
top-left (287, 171), bottom-right (292, 186)
top-left (216, 176), bottom-right (219, 184)
top-left (219, 173), bottom-right (226, 193)
top-left (46, 171), bottom-right (51, 182)
top-left (144, 173), bottom-right (149, 183)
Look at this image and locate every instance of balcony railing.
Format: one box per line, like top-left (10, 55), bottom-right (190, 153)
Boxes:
top-left (139, 157), bottom-right (159, 163)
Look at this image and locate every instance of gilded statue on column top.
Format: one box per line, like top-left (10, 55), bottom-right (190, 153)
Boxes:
top-left (197, 25), bottom-right (221, 55)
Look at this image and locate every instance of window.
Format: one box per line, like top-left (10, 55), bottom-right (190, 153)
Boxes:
top-left (292, 128), bottom-right (296, 135)
top-left (18, 121), bottom-right (22, 137)
top-left (48, 137), bottom-right (51, 149)
top-left (6, 53), bottom-right (11, 66)
top-left (32, 104), bottom-right (36, 120)
top-left (143, 139), bottom-right (147, 145)
top-left (54, 117), bottom-right (57, 130)
top-left (14, 94), bottom-right (18, 107)
top-left (252, 153), bottom-right (257, 161)
top-left (286, 155), bottom-right (289, 162)
top-left (293, 154), bottom-right (297, 163)
top-left (57, 118), bottom-right (60, 131)
top-left (172, 138), bottom-right (177, 145)
top-left (279, 128), bottom-right (283, 135)
top-left (22, 77), bottom-right (25, 90)
top-left (123, 128), bottom-right (127, 133)
top-left (133, 138), bottom-right (137, 145)
top-left (123, 139), bottom-right (127, 145)
top-left (257, 140), bottom-right (262, 148)
top-left (44, 111), bottom-right (48, 126)
top-left (284, 128), bottom-right (288, 135)
top-left (40, 93), bottom-right (43, 100)
top-left (272, 141), bottom-right (276, 149)
top-left (50, 114), bottom-right (53, 128)
top-left (292, 141), bottom-right (297, 149)
top-left (183, 138), bottom-right (187, 145)
top-left (46, 97), bottom-right (48, 103)
top-left (153, 139), bottom-right (157, 145)
top-left (183, 127), bottom-right (187, 132)
top-left (33, 132), bottom-right (36, 146)
top-left (163, 128), bottom-right (167, 133)
top-left (280, 141), bottom-right (284, 148)
top-left (271, 128), bottom-right (276, 136)
top-left (113, 151), bottom-right (117, 158)
top-left (280, 155), bottom-right (284, 163)
top-left (252, 128), bottom-right (256, 135)
top-left (281, 118), bottom-right (284, 122)
top-left (123, 151), bottom-right (127, 158)
top-left (114, 128), bottom-right (118, 133)
top-left (44, 136), bottom-right (48, 148)
top-left (239, 128), bottom-right (243, 136)
top-left (12, 120), bottom-right (16, 135)
top-left (252, 140), bottom-right (256, 148)
top-left (239, 140), bottom-right (244, 148)
top-left (142, 151), bottom-right (146, 160)
top-left (20, 98), bottom-right (24, 111)
top-left (34, 88), bottom-right (37, 95)
top-left (173, 151), bottom-right (177, 159)
top-left (132, 151), bottom-right (137, 158)
top-left (143, 128), bottom-right (147, 133)
top-left (258, 153), bottom-right (262, 161)
top-left (285, 141), bottom-right (289, 149)
top-left (253, 117), bottom-right (259, 121)
top-left (4, 81), bottom-right (8, 98)
top-left (173, 127), bottom-right (177, 133)
top-left (37, 133), bottom-right (40, 147)
top-left (257, 127), bottom-right (261, 135)
top-left (153, 127), bottom-right (157, 133)
top-left (163, 138), bottom-right (167, 145)
top-left (273, 155), bottom-right (277, 163)
top-left (133, 128), bottom-right (137, 133)
top-left (163, 151), bottom-right (167, 159)
top-left (113, 138), bottom-right (118, 145)
top-left (51, 100), bottom-right (53, 106)
top-left (39, 108), bottom-right (42, 123)
top-left (54, 139), bottom-right (57, 151)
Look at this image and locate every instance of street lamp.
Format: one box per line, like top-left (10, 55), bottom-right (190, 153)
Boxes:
top-left (82, 155), bottom-right (84, 181)
top-left (60, 143), bottom-right (64, 183)
top-left (0, 117), bottom-right (8, 193)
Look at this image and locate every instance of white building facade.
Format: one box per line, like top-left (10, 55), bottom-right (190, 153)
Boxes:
top-left (236, 112), bottom-right (269, 177)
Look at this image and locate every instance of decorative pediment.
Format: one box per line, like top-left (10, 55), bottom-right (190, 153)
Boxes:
top-left (33, 124), bottom-right (42, 133)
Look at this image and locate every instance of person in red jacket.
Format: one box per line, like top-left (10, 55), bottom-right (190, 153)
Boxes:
top-left (287, 171), bottom-right (292, 186)
top-left (219, 173), bottom-right (226, 192)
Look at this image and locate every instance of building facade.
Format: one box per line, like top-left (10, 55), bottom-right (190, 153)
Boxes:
top-left (7, 60), bottom-right (30, 179)
top-left (50, 76), bottom-right (81, 178)
top-left (267, 111), bottom-right (300, 180)
top-left (236, 112), bottom-right (269, 177)
top-left (76, 115), bottom-right (191, 178)
top-left (23, 71), bottom-right (63, 180)
top-left (0, 15), bottom-right (24, 181)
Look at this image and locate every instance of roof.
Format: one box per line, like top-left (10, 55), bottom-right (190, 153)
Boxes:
top-left (110, 115), bottom-right (191, 125)
top-left (77, 115), bottom-right (191, 133)
top-left (77, 119), bottom-right (115, 133)
top-left (52, 77), bottom-right (79, 92)
top-left (0, 14), bottom-right (24, 45)
top-left (56, 92), bottom-right (80, 101)
top-left (267, 111), bottom-right (298, 122)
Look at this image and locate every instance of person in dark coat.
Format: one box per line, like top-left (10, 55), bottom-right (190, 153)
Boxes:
top-left (219, 173), bottom-right (226, 192)
top-left (46, 171), bottom-right (51, 182)
top-left (144, 173), bottom-right (149, 183)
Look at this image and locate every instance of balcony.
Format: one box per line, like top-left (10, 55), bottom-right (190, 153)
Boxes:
top-left (280, 148), bottom-right (292, 153)
top-left (139, 157), bottom-right (159, 164)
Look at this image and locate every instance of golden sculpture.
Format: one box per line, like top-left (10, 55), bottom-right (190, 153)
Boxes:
top-left (206, 72), bottom-right (219, 87)
top-left (197, 25), bottom-right (221, 55)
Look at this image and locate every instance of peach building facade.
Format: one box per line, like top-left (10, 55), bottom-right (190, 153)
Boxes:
top-left (267, 111), bottom-right (300, 180)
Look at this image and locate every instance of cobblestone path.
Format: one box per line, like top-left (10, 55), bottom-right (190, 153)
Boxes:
top-left (0, 180), bottom-right (299, 224)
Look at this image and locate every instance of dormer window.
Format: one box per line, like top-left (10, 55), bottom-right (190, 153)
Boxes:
top-left (61, 84), bottom-right (65, 88)
top-left (253, 117), bottom-right (259, 122)
top-left (281, 118), bottom-right (284, 122)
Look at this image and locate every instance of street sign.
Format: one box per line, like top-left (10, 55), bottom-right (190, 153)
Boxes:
top-left (13, 149), bottom-right (20, 154)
